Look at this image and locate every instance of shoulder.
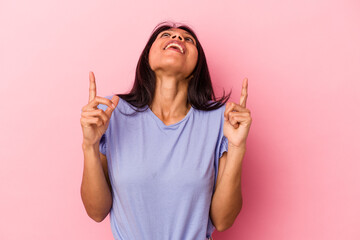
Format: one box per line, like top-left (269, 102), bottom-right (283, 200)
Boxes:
top-left (98, 95), bottom-right (140, 115)
top-left (193, 101), bottom-right (227, 117)
top-left (192, 102), bottom-right (226, 128)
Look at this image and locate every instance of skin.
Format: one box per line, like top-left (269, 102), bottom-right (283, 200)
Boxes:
top-left (80, 28), bottom-right (252, 230)
top-left (210, 78), bottom-right (252, 231)
top-left (80, 72), bottom-right (119, 222)
top-left (148, 28), bottom-right (198, 125)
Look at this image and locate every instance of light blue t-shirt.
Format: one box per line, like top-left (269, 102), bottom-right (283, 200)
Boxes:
top-left (98, 96), bottom-right (228, 240)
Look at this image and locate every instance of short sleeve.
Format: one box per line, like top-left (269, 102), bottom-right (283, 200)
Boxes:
top-left (207, 122), bottom-right (228, 236)
top-left (213, 133), bottom-right (228, 191)
top-left (213, 105), bottom-right (229, 193)
top-left (219, 135), bottom-right (228, 159)
top-left (99, 133), bottom-right (106, 155)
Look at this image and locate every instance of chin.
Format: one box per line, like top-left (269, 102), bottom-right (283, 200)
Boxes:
top-left (152, 61), bottom-right (188, 74)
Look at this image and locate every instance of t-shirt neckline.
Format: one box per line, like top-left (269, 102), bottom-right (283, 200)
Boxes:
top-left (147, 106), bottom-right (194, 129)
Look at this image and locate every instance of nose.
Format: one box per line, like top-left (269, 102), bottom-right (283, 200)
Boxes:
top-left (171, 33), bottom-right (183, 41)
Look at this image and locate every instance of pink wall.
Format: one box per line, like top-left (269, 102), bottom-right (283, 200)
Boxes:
top-left (1, 0), bottom-right (359, 239)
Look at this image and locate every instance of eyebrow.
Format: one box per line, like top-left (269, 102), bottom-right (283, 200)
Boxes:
top-left (162, 30), bottom-right (195, 39)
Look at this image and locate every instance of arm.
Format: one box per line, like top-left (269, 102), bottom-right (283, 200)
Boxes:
top-left (210, 146), bottom-right (245, 232)
top-left (80, 144), bottom-right (112, 222)
top-left (80, 72), bottom-right (119, 222)
top-left (210, 78), bottom-right (251, 231)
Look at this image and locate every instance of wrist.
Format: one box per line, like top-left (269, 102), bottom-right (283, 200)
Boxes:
top-left (82, 141), bottom-right (99, 151)
top-left (228, 142), bottom-right (247, 151)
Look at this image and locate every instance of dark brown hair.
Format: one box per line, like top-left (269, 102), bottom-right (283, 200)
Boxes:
top-left (117, 21), bottom-right (231, 111)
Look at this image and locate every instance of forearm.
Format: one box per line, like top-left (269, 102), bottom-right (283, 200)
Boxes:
top-left (210, 145), bottom-right (245, 231)
top-left (81, 143), bottom-right (112, 222)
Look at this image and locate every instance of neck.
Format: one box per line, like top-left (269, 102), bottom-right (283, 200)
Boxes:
top-left (150, 74), bottom-right (191, 122)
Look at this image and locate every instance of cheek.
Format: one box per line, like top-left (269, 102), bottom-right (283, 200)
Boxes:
top-left (189, 51), bottom-right (198, 68)
top-left (148, 46), bottom-right (160, 70)
top-left (193, 54), bottom-right (198, 64)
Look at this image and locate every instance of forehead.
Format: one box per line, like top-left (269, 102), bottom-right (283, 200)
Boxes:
top-left (159, 28), bottom-right (193, 36)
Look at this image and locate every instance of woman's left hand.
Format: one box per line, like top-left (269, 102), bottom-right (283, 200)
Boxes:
top-left (223, 78), bottom-right (252, 149)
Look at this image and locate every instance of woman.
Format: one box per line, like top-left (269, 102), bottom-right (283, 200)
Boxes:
top-left (80, 22), bottom-right (252, 240)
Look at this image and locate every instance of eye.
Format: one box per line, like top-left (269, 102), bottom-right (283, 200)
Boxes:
top-left (160, 32), bottom-right (170, 37)
top-left (185, 37), bottom-right (195, 44)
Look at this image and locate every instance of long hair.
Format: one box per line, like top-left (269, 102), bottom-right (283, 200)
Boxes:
top-left (117, 21), bottom-right (231, 112)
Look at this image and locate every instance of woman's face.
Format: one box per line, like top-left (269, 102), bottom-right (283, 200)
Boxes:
top-left (148, 28), bottom-right (198, 79)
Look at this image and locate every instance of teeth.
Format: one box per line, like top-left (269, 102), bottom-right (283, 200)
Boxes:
top-left (165, 43), bottom-right (184, 53)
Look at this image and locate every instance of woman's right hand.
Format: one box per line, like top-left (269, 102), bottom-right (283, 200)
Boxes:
top-left (80, 71), bottom-right (120, 146)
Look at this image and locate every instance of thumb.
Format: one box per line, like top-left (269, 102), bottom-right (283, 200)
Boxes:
top-left (105, 95), bottom-right (120, 115)
top-left (111, 95), bottom-right (120, 108)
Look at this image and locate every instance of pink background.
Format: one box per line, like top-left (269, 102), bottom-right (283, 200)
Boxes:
top-left (1, 0), bottom-right (359, 239)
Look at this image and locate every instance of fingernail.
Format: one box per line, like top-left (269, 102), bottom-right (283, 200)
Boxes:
top-left (112, 103), bottom-right (116, 109)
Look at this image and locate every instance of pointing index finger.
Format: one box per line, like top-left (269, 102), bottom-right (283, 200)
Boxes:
top-left (89, 71), bottom-right (96, 103)
top-left (239, 78), bottom-right (248, 108)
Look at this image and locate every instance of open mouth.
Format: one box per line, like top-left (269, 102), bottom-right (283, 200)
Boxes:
top-left (164, 42), bottom-right (184, 54)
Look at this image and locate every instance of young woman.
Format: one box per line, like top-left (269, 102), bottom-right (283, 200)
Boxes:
top-left (80, 22), bottom-right (252, 240)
